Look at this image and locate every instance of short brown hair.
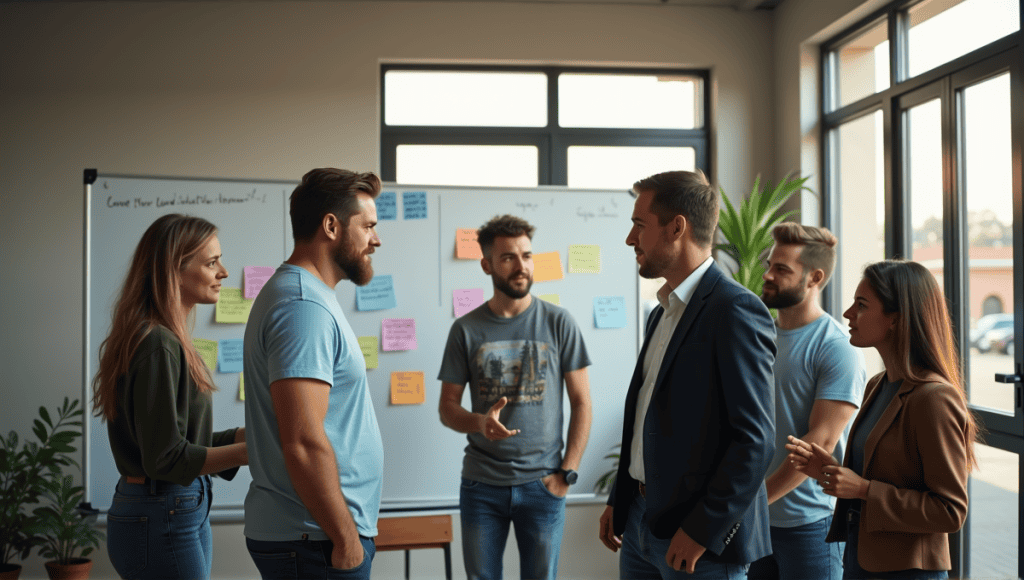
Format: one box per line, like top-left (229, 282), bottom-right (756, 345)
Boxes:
top-left (771, 222), bottom-right (838, 287)
top-left (477, 214), bottom-right (535, 258)
top-left (290, 168), bottom-right (381, 242)
top-left (632, 170), bottom-right (719, 247)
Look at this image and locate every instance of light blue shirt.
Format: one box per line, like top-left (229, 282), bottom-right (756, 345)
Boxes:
top-left (768, 313), bottom-right (866, 528)
top-left (243, 264), bottom-right (383, 540)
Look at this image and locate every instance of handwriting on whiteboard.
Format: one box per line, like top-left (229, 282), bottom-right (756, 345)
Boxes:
top-left (104, 186), bottom-right (271, 209)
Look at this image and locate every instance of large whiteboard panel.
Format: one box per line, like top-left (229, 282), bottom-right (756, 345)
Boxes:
top-left (85, 173), bottom-right (638, 515)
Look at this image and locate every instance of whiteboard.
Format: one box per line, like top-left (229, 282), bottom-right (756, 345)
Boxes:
top-left (84, 172), bottom-right (639, 515)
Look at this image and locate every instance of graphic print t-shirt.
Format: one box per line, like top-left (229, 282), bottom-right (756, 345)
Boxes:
top-left (438, 297), bottom-right (590, 485)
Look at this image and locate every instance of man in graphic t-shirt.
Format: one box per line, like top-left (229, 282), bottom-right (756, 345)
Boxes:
top-left (438, 214), bottom-right (592, 580)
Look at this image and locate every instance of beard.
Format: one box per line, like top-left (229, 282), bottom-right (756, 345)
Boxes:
top-left (493, 271), bottom-right (533, 299)
top-left (761, 282), bottom-right (805, 309)
top-left (636, 250), bottom-right (671, 280)
top-left (333, 239), bottom-right (374, 286)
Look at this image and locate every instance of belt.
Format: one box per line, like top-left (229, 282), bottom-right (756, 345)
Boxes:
top-left (125, 475), bottom-right (147, 485)
top-left (638, 481), bottom-right (647, 497)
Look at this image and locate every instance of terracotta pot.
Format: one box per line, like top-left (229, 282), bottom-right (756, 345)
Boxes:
top-left (44, 559), bottom-right (92, 580)
top-left (0, 563), bottom-right (22, 580)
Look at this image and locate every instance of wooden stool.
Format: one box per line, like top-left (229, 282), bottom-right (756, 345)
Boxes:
top-left (375, 514), bottom-right (453, 580)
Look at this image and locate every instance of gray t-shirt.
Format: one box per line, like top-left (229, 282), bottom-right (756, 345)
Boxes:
top-left (438, 297), bottom-right (590, 486)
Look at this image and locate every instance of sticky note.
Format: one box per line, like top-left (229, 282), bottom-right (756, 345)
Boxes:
top-left (382, 318), bottom-right (417, 351)
top-left (456, 229), bottom-right (484, 259)
top-left (594, 296), bottom-right (628, 329)
top-left (378, 191), bottom-right (397, 220)
top-left (243, 266), bottom-right (276, 299)
top-left (218, 338), bottom-right (244, 373)
top-left (192, 338), bottom-right (218, 371)
top-left (532, 252), bottom-right (564, 282)
top-left (356, 275), bottom-right (397, 311)
top-left (216, 288), bottom-right (253, 323)
top-left (391, 371), bottom-right (425, 405)
top-left (403, 191), bottom-right (428, 220)
top-left (568, 245), bottom-right (601, 274)
top-left (238, 372), bottom-right (245, 401)
top-left (358, 336), bottom-right (379, 370)
top-left (453, 289), bottom-right (485, 318)
top-left (539, 294), bottom-right (561, 305)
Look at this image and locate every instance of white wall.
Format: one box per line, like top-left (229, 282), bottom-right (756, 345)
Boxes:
top-left (0, 2), bottom-right (774, 578)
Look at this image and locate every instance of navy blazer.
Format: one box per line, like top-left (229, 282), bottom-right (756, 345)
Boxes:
top-left (609, 261), bottom-right (777, 564)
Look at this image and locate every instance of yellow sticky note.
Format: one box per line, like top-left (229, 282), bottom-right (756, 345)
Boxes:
top-left (539, 294), bottom-right (561, 305)
top-left (391, 371), bottom-right (425, 405)
top-left (192, 338), bottom-right (218, 372)
top-left (456, 229), bottom-right (484, 260)
top-left (532, 252), bottom-right (564, 283)
top-left (216, 288), bottom-right (253, 323)
top-left (238, 372), bottom-right (245, 401)
top-left (568, 244), bottom-right (601, 274)
top-left (358, 336), bottom-right (379, 370)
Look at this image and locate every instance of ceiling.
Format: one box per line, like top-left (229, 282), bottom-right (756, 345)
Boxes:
top-left (392, 0), bottom-right (784, 8)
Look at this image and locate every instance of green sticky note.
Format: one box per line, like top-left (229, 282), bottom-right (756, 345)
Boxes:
top-left (539, 294), bottom-right (561, 305)
top-left (568, 244), bottom-right (601, 274)
top-left (358, 336), bottom-right (379, 370)
top-left (192, 338), bottom-right (218, 372)
top-left (238, 372), bottom-right (245, 401)
top-left (216, 288), bottom-right (253, 323)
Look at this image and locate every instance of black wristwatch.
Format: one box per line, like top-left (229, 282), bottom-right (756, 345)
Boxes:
top-left (559, 468), bottom-right (578, 486)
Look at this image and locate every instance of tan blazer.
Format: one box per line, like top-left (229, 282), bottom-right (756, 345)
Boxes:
top-left (826, 371), bottom-right (970, 572)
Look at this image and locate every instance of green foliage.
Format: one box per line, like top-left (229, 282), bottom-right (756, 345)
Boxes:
top-left (593, 445), bottom-right (620, 495)
top-left (715, 174), bottom-right (811, 296)
top-left (0, 398), bottom-right (84, 565)
top-left (29, 473), bottom-right (102, 565)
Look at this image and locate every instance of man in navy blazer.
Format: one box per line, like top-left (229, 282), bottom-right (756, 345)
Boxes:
top-left (599, 170), bottom-right (777, 578)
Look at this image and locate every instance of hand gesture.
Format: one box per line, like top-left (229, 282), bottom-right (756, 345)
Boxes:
top-left (480, 397), bottom-right (520, 441)
top-left (819, 463), bottom-right (870, 500)
top-left (330, 540), bottom-right (364, 571)
top-left (785, 435), bottom-right (838, 481)
top-left (598, 506), bottom-right (622, 552)
top-left (666, 527), bottom-right (706, 573)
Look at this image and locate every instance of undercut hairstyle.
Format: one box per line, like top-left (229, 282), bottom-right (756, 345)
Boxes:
top-left (290, 168), bottom-right (382, 242)
top-left (632, 169), bottom-right (719, 247)
top-left (771, 222), bottom-right (838, 287)
top-left (476, 214), bottom-right (535, 259)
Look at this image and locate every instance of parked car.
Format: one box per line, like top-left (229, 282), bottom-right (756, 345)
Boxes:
top-left (971, 314), bottom-right (1014, 352)
top-left (991, 329), bottom-right (1014, 357)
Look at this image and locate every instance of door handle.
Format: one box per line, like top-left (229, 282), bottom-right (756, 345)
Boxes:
top-left (995, 374), bottom-right (1022, 383)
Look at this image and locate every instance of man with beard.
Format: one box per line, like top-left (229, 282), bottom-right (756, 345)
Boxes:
top-left (747, 222), bottom-right (865, 580)
top-left (438, 214), bottom-right (592, 580)
top-left (243, 168), bottom-right (384, 580)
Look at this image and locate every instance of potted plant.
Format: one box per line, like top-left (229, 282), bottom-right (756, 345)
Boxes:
top-left (593, 444), bottom-right (620, 495)
top-left (1, 398), bottom-right (85, 580)
top-left (30, 471), bottom-right (102, 580)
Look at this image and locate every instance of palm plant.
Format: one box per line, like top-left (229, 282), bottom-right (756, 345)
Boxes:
top-left (715, 174), bottom-right (811, 296)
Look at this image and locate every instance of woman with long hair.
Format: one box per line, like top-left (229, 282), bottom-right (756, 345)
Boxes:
top-left (93, 214), bottom-right (248, 580)
top-left (787, 259), bottom-right (977, 579)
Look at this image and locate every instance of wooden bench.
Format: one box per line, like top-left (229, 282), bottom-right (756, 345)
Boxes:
top-left (375, 514), bottom-right (453, 580)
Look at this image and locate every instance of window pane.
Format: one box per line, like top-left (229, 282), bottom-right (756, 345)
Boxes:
top-left (907, 99), bottom-right (945, 278)
top-left (384, 71), bottom-right (547, 127)
top-left (968, 444), bottom-right (1019, 577)
top-left (833, 18), bottom-right (890, 110)
top-left (566, 146), bottom-right (695, 190)
top-left (962, 73), bottom-right (1014, 412)
top-left (836, 111), bottom-right (886, 377)
top-left (908, 0), bottom-right (1020, 78)
top-left (395, 145), bottom-right (538, 187)
top-left (559, 74), bottom-right (701, 129)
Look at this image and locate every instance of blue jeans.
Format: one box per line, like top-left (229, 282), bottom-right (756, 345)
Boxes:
top-left (842, 510), bottom-right (947, 580)
top-left (747, 516), bottom-right (843, 580)
top-left (621, 493), bottom-right (749, 580)
top-left (106, 475), bottom-right (212, 580)
top-left (459, 477), bottom-right (566, 580)
top-left (246, 535), bottom-right (376, 580)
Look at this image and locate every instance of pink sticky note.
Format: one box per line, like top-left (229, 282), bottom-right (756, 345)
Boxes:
top-left (244, 266), bottom-right (277, 299)
top-left (382, 318), bottom-right (417, 351)
top-left (453, 289), bottom-right (485, 318)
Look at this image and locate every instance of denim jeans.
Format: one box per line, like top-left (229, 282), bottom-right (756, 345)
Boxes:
top-left (106, 475), bottom-right (213, 580)
top-left (620, 493), bottom-right (749, 580)
top-left (842, 509), bottom-right (948, 580)
top-left (747, 516), bottom-right (844, 580)
top-left (459, 477), bottom-right (566, 580)
top-left (246, 535), bottom-right (375, 580)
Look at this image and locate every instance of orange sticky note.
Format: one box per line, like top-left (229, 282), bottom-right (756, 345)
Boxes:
top-left (532, 252), bottom-right (564, 282)
top-left (456, 229), bottom-right (484, 259)
top-left (391, 371), bottom-right (425, 405)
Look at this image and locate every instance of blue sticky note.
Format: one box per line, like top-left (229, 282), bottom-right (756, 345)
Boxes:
top-left (218, 339), bottom-right (244, 373)
top-left (594, 296), bottom-right (627, 329)
top-left (378, 191), bottom-right (397, 220)
top-left (356, 275), bottom-right (397, 311)
top-left (403, 191), bottom-right (428, 220)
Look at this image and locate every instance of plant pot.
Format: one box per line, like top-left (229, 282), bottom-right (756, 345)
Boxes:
top-left (43, 559), bottom-right (92, 580)
top-left (0, 563), bottom-right (22, 580)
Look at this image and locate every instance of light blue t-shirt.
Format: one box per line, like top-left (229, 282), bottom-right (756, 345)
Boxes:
top-left (243, 263), bottom-right (383, 541)
top-left (768, 313), bottom-right (866, 528)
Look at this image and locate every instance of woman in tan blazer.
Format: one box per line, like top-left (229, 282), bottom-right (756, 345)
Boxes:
top-left (787, 260), bottom-right (978, 579)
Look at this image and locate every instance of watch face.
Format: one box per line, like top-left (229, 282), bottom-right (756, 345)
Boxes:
top-left (564, 470), bottom-right (578, 485)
